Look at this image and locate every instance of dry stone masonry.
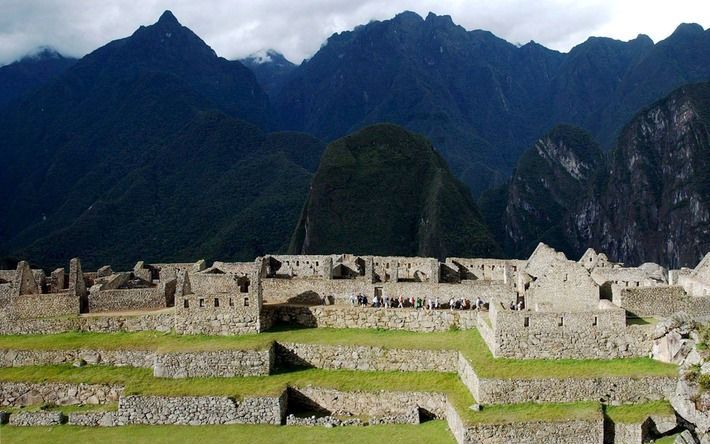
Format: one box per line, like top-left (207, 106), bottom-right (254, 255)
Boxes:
top-left (1, 243), bottom-right (709, 443)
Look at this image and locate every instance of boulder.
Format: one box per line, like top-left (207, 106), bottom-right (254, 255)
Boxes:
top-left (653, 331), bottom-right (694, 364)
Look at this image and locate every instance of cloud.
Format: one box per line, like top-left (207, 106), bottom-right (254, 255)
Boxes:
top-left (0, 0), bottom-right (708, 65)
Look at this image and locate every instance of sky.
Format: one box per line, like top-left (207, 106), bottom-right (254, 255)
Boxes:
top-left (0, 0), bottom-right (709, 66)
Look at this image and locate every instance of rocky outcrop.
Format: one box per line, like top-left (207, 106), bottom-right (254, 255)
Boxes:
top-left (652, 313), bottom-right (698, 364)
top-left (504, 125), bottom-right (604, 258)
top-left (566, 82), bottom-right (710, 268)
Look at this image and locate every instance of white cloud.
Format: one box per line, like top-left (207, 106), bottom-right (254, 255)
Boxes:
top-left (0, 0), bottom-right (708, 65)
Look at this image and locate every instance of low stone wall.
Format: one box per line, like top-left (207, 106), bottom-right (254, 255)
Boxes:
top-left (268, 305), bottom-right (478, 333)
top-left (88, 288), bottom-right (164, 313)
top-left (10, 292), bottom-right (79, 320)
top-left (68, 411), bottom-right (119, 427)
top-left (8, 411), bottom-right (64, 426)
top-left (174, 306), bottom-right (261, 336)
top-left (459, 418), bottom-right (605, 444)
top-left (154, 349), bottom-right (273, 378)
top-left (292, 386), bottom-right (448, 418)
top-left (276, 342), bottom-right (457, 372)
top-left (489, 304), bottom-right (653, 359)
top-left (457, 353), bottom-right (481, 402)
top-left (262, 278), bottom-right (515, 306)
top-left (444, 399), bottom-right (605, 444)
top-left (117, 392), bottom-right (286, 425)
top-left (615, 286), bottom-right (710, 318)
top-left (0, 349), bottom-right (154, 368)
top-left (79, 312), bottom-right (174, 333)
top-left (0, 311), bottom-right (174, 335)
top-left (475, 376), bottom-right (674, 405)
top-left (0, 382), bottom-right (122, 407)
top-left (0, 348), bottom-right (273, 378)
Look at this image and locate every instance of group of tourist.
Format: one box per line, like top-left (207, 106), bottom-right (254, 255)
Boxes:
top-left (348, 293), bottom-right (487, 311)
top-left (508, 300), bottom-right (525, 310)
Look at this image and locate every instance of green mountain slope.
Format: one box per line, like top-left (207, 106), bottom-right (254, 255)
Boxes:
top-left (0, 11), bottom-right (323, 269)
top-left (288, 124), bottom-right (501, 258)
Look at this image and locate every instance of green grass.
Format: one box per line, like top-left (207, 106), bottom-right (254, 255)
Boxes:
top-left (0, 327), bottom-right (678, 380)
top-left (0, 421), bottom-right (456, 444)
top-left (0, 365), bottom-right (603, 425)
top-left (652, 435), bottom-right (681, 444)
top-left (459, 329), bottom-right (676, 380)
top-left (605, 401), bottom-right (674, 423)
top-left (626, 317), bottom-right (659, 326)
top-left (466, 401), bottom-right (601, 425)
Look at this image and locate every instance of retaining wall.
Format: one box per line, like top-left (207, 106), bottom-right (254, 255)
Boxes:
top-left (0, 382), bottom-right (122, 407)
top-left (276, 342), bottom-right (457, 372)
top-left (88, 288), bottom-right (165, 313)
top-left (489, 304), bottom-right (653, 359)
top-left (292, 386), bottom-right (448, 419)
top-left (154, 349), bottom-right (273, 377)
top-left (267, 305), bottom-right (478, 333)
top-left (615, 286), bottom-right (710, 318)
top-left (117, 392), bottom-right (286, 425)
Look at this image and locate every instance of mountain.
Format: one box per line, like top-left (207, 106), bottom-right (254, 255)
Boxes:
top-left (501, 125), bottom-right (604, 258)
top-left (288, 123), bottom-right (501, 259)
top-left (0, 47), bottom-right (76, 108)
top-left (565, 82), bottom-right (710, 268)
top-left (240, 49), bottom-right (296, 99)
top-left (490, 83), bottom-right (710, 267)
top-left (274, 12), bottom-right (710, 196)
top-left (0, 11), bottom-right (323, 269)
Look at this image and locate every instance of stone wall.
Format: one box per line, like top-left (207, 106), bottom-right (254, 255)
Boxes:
top-left (459, 418), bottom-right (605, 444)
top-left (0, 382), bottom-right (122, 407)
top-left (0, 349), bottom-right (154, 368)
top-left (0, 348), bottom-right (272, 378)
top-left (154, 349), bottom-right (273, 377)
top-left (276, 342), bottom-right (457, 372)
top-left (488, 303), bottom-right (652, 359)
top-left (174, 306), bottom-right (261, 335)
top-left (117, 392), bottom-right (286, 425)
top-left (474, 375), bottom-right (674, 405)
top-left (268, 305), bottom-right (478, 333)
top-left (262, 278), bottom-right (514, 306)
top-left (9, 292), bottom-right (79, 319)
top-left (8, 411), bottom-right (63, 426)
top-left (0, 310), bottom-right (175, 335)
top-left (68, 411), bottom-right (119, 427)
top-left (615, 286), bottom-right (710, 318)
top-left (79, 311), bottom-right (174, 333)
top-left (88, 288), bottom-right (165, 313)
top-left (291, 386), bottom-right (448, 418)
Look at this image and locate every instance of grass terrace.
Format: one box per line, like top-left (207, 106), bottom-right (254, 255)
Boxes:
top-left (0, 421), bottom-right (457, 444)
top-left (604, 401), bottom-right (675, 423)
top-left (0, 364), bottom-right (604, 426)
top-left (0, 326), bottom-right (678, 380)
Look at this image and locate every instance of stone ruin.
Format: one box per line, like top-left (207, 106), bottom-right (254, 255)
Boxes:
top-left (0, 243), bottom-right (709, 360)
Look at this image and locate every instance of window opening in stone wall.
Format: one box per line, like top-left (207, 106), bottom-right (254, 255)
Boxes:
top-left (240, 281), bottom-right (249, 293)
top-left (184, 300), bottom-right (189, 308)
top-left (558, 317), bottom-right (564, 327)
top-left (316, 261), bottom-right (319, 267)
top-left (593, 316), bottom-right (598, 326)
top-left (214, 298), bottom-right (220, 307)
top-left (244, 297), bottom-right (249, 307)
top-left (296, 261), bottom-right (299, 266)
top-left (229, 298), bottom-right (234, 307)
top-left (199, 298), bottom-right (204, 308)
top-left (524, 317), bottom-right (530, 327)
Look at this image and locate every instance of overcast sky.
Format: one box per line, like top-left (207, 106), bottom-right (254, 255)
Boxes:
top-left (1, 0), bottom-right (709, 66)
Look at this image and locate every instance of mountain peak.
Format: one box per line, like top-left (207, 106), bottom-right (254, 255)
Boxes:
top-left (671, 23), bottom-right (705, 37)
top-left (19, 46), bottom-right (65, 62)
top-left (157, 10), bottom-right (180, 26)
